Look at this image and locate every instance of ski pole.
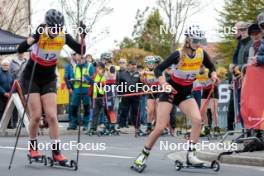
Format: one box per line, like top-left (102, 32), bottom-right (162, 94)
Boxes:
top-left (76, 21), bottom-right (85, 167)
top-left (8, 61), bottom-right (37, 170)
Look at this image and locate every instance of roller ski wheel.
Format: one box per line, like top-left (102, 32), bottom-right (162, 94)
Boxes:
top-left (130, 163), bottom-right (147, 173)
top-left (174, 160), bottom-right (183, 171)
top-left (211, 160), bottom-right (220, 172)
top-left (47, 157), bottom-right (78, 171)
top-left (27, 151), bottom-right (47, 165)
top-left (174, 159), bottom-right (220, 172)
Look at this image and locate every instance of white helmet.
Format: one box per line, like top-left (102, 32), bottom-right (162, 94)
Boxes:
top-left (184, 24), bottom-right (205, 40)
top-left (144, 56), bottom-right (156, 64)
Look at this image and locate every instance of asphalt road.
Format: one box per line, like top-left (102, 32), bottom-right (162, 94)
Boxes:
top-left (0, 134), bottom-right (263, 176)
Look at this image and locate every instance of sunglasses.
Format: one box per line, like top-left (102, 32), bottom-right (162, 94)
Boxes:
top-left (119, 61), bottom-right (126, 64)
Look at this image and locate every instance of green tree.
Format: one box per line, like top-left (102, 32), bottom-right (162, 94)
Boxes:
top-left (217, 0), bottom-right (264, 66)
top-left (113, 48), bottom-right (153, 65)
top-left (119, 9), bottom-right (171, 58)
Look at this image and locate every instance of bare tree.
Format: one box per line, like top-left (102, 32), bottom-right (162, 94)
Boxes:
top-left (59, 0), bottom-right (113, 43)
top-left (0, 0), bottom-right (29, 35)
top-left (157, 0), bottom-right (202, 51)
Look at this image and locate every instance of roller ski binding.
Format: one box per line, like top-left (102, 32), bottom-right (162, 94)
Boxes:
top-left (174, 151), bottom-right (220, 172)
top-left (47, 152), bottom-right (78, 170)
top-left (27, 149), bottom-right (47, 165)
top-left (130, 149), bottom-right (149, 173)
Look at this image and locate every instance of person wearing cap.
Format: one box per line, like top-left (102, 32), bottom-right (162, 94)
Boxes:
top-left (247, 23), bottom-right (262, 65)
top-left (0, 59), bottom-right (14, 122)
top-left (236, 22), bottom-right (253, 68)
top-left (227, 21), bottom-right (245, 131)
top-left (118, 59), bottom-right (142, 136)
top-left (233, 21), bottom-right (252, 128)
top-left (255, 11), bottom-right (264, 65)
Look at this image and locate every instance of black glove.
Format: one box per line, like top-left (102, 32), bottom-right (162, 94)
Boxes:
top-left (79, 21), bottom-right (87, 39)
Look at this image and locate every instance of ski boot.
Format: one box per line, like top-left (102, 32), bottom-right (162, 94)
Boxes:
top-left (47, 151), bottom-right (78, 170)
top-left (131, 148), bottom-right (149, 173)
top-left (27, 149), bottom-right (47, 165)
top-left (174, 150), bottom-right (220, 172)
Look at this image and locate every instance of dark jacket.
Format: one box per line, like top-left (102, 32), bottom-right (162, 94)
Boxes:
top-left (0, 69), bottom-right (14, 111)
top-left (233, 37), bottom-right (241, 64)
top-left (117, 70), bottom-right (141, 94)
top-left (237, 37), bottom-right (252, 67)
top-left (116, 68), bottom-right (128, 85)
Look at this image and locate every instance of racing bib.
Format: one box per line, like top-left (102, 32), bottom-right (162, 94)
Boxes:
top-left (144, 69), bottom-right (159, 86)
top-left (31, 31), bottom-right (65, 66)
top-left (173, 48), bottom-right (204, 81)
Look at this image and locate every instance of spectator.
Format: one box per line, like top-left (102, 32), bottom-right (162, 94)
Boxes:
top-left (247, 23), bottom-right (262, 65)
top-left (236, 22), bottom-right (252, 128)
top-left (118, 59), bottom-right (142, 136)
top-left (10, 52), bottom-right (27, 80)
top-left (85, 54), bottom-right (94, 63)
top-left (9, 52), bottom-right (27, 128)
top-left (0, 59), bottom-right (14, 126)
top-left (116, 58), bottom-right (127, 125)
top-left (65, 52), bottom-right (77, 130)
top-left (236, 22), bottom-right (252, 67)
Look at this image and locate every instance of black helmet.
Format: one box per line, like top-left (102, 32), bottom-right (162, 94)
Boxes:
top-left (45, 9), bottom-right (65, 27)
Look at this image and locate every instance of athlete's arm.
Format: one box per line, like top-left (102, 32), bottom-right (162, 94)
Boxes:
top-left (203, 51), bottom-right (216, 75)
top-left (203, 51), bottom-right (218, 81)
top-left (17, 24), bottom-right (45, 53)
top-left (65, 34), bottom-right (86, 55)
top-left (154, 51), bottom-right (180, 85)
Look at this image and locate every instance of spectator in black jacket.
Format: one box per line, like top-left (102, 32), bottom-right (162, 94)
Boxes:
top-left (118, 60), bottom-right (142, 136)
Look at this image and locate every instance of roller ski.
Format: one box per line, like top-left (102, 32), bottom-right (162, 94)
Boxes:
top-left (174, 150), bottom-right (220, 172)
top-left (46, 151), bottom-right (78, 170)
top-left (27, 149), bottom-right (47, 165)
top-left (130, 148), bottom-right (149, 173)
